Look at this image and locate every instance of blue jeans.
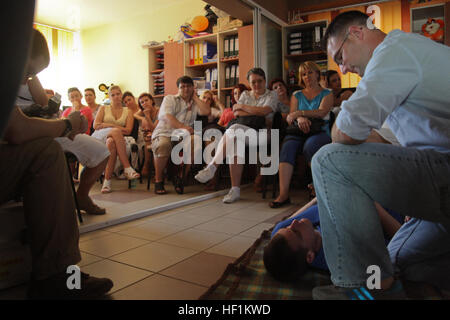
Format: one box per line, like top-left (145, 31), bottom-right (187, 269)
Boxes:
top-left (311, 142), bottom-right (450, 287)
top-left (280, 132), bottom-right (331, 165)
top-left (388, 218), bottom-right (450, 290)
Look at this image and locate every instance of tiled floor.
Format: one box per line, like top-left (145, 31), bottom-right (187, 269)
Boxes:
top-left (0, 179), bottom-right (309, 300)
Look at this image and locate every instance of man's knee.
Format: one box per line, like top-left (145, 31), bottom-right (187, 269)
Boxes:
top-left (151, 137), bottom-right (172, 158)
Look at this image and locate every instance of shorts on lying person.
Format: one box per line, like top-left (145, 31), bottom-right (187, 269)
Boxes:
top-left (54, 134), bottom-right (110, 168)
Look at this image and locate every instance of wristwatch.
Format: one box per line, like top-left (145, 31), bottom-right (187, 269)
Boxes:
top-left (61, 119), bottom-right (72, 137)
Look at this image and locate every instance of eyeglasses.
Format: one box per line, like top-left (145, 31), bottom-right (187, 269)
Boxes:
top-left (334, 31), bottom-right (349, 66)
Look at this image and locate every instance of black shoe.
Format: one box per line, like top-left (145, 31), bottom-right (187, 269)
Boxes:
top-left (269, 198), bottom-right (291, 208)
top-left (27, 271), bottom-right (113, 300)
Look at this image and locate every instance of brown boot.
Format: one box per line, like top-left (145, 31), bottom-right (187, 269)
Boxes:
top-left (78, 197), bottom-right (106, 215)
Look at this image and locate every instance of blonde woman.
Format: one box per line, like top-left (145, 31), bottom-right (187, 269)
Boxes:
top-left (200, 90), bottom-right (224, 124)
top-left (269, 61), bottom-right (333, 208)
top-left (92, 85), bottom-right (140, 193)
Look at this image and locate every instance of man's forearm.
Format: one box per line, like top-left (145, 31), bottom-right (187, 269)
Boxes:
top-left (4, 107), bottom-right (65, 144)
top-left (331, 123), bottom-right (364, 145)
top-left (165, 114), bottom-right (187, 129)
top-left (241, 105), bottom-right (271, 116)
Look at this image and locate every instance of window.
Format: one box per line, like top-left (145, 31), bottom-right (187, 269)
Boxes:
top-left (34, 23), bottom-right (82, 106)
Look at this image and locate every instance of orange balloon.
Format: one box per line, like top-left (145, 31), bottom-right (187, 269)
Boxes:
top-left (191, 16), bottom-right (209, 32)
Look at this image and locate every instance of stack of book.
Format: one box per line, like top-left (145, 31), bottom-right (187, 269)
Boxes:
top-left (205, 68), bottom-right (218, 89)
top-left (288, 26), bottom-right (325, 55)
top-left (156, 49), bottom-right (164, 69)
top-left (224, 65), bottom-right (239, 88)
top-left (223, 35), bottom-right (239, 59)
top-left (189, 41), bottom-right (217, 65)
top-left (152, 71), bottom-right (164, 96)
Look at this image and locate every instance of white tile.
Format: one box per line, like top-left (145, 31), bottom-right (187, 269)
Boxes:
top-left (81, 259), bottom-right (152, 294)
top-left (206, 236), bottom-right (256, 258)
top-left (79, 251), bottom-right (103, 267)
top-left (79, 233), bottom-right (149, 258)
top-left (116, 221), bottom-right (187, 241)
top-left (110, 242), bottom-right (198, 272)
top-left (159, 229), bottom-right (231, 251)
top-left (193, 217), bottom-right (259, 235)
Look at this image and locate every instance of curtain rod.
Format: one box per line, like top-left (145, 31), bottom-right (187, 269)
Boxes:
top-left (34, 22), bottom-right (76, 33)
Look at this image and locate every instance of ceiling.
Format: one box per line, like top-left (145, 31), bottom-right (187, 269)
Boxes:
top-left (35, 0), bottom-right (187, 30)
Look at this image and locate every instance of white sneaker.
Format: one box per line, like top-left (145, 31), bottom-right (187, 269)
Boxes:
top-left (195, 165), bottom-right (217, 183)
top-left (223, 188), bottom-right (240, 203)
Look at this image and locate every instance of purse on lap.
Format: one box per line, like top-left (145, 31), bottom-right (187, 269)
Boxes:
top-left (285, 118), bottom-right (325, 137)
top-left (226, 115), bottom-right (266, 130)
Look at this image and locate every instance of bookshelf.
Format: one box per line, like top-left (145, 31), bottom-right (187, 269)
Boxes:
top-left (147, 44), bottom-right (165, 104)
top-left (282, 20), bottom-right (329, 88)
top-left (146, 25), bottom-right (253, 108)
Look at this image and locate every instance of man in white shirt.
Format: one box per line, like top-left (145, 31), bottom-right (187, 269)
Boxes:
top-left (310, 11), bottom-right (450, 299)
top-left (151, 76), bottom-right (211, 194)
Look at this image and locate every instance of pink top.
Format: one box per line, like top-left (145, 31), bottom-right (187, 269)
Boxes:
top-left (219, 108), bottom-right (235, 127)
top-left (62, 106), bottom-right (93, 135)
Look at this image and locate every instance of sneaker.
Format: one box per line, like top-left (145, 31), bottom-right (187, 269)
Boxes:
top-left (28, 271), bottom-right (113, 300)
top-left (223, 188), bottom-right (240, 203)
top-left (195, 165), bottom-right (216, 184)
top-left (312, 280), bottom-right (407, 300)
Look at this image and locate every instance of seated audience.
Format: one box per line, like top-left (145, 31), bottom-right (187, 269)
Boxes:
top-left (0, 28), bottom-right (113, 299)
top-left (16, 45), bottom-right (109, 216)
top-left (201, 90), bottom-right (225, 126)
top-left (268, 78), bottom-right (291, 120)
top-left (269, 61), bottom-right (333, 208)
top-left (151, 76), bottom-right (211, 195)
top-left (84, 88), bottom-right (101, 128)
top-left (217, 84), bottom-right (248, 128)
top-left (325, 70), bottom-right (353, 114)
top-left (195, 68), bottom-right (277, 203)
top-left (122, 91), bottom-right (141, 116)
top-left (92, 85), bottom-right (140, 193)
top-left (136, 92), bottom-right (159, 177)
top-left (62, 87), bottom-right (93, 135)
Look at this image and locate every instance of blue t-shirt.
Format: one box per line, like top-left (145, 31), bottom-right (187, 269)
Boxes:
top-left (271, 204), bottom-right (404, 271)
top-left (294, 89), bottom-right (332, 136)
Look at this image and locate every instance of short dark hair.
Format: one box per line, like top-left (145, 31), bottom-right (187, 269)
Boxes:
top-left (122, 91), bottom-right (135, 102)
top-left (84, 88), bottom-right (96, 96)
top-left (31, 29), bottom-right (50, 66)
top-left (325, 70), bottom-right (339, 84)
top-left (263, 234), bottom-right (309, 282)
top-left (67, 87), bottom-right (81, 96)
top-left (137, 92), bottom-right (155, 110)
top-left (322, 11), bottom-right (370, 50)
top-left (246, 67), bottom-right (266, 81)
top-left (268, 78), bottom-right (287, 91)
top-left (176, 75), bottom-right (194, 87)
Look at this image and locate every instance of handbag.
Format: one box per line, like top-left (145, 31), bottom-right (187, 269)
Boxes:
top-left (226, 115), bottom-right (266, 130)
top-left (285, 118), bottom-right (325, 137)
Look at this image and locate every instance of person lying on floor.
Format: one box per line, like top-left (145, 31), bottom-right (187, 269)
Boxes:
top-left (263, 197), bottom-right (450, 296)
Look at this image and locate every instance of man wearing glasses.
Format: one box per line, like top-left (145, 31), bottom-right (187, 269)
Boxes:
top-left (310, 11), bottom-right (450, 299)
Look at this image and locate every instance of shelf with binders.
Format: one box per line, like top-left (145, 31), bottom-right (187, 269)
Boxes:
top-left (185, 34), bottom-right (218, 68)
top-left (147, 44), bottom-right (165, 99)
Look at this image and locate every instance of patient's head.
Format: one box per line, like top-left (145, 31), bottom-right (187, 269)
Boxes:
top-left (263, 218), bottom-right (321, 282)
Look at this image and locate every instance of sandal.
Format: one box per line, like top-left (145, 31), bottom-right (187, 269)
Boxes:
top-left (269, 198), bottom-right (291, 208)
top-left (124, 168), bottom-right (140, 180)
top-left (78, 197), bottom-right (106, 215)
top-left (101, 180), bottom-right (112, 194)
top-left (173, 176), bottom-right (184, 195)
top-left (154, 181), bottom-right (167, 195)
